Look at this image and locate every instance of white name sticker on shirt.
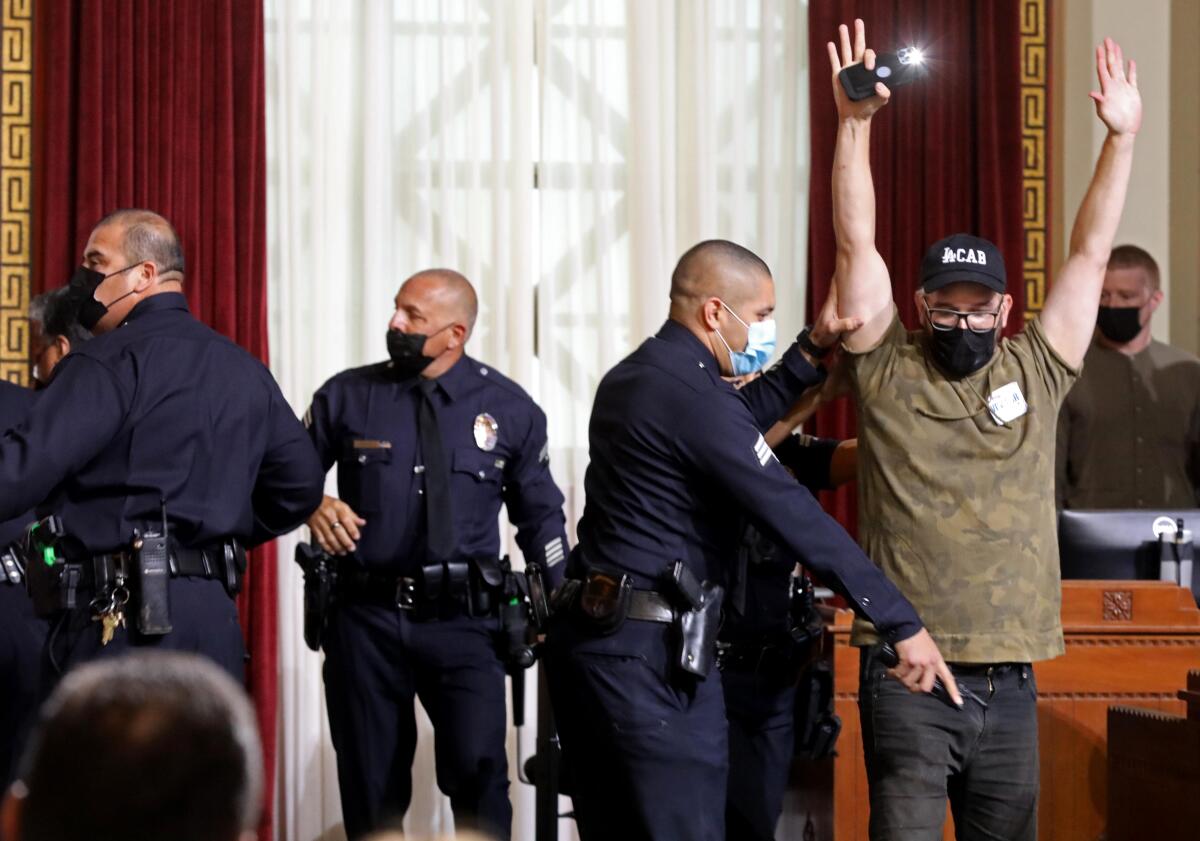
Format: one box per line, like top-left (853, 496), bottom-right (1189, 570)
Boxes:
top-left (986, 381), bottom-right (1028, 425)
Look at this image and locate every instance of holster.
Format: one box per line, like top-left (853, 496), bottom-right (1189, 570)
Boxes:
top-left (575, 566), bottom-right (633, 635)
top-left (497, 557), bottom-right (536, 671)
top-left (675, 582), bottom-right (724, 677)
top-left (22, 516), bottom-right (80, 616)
top-left (296, 543), bottom-right (338, 651)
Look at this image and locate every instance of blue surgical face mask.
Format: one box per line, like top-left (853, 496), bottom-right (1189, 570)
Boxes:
top-left (715, 299), bottom-right (777, 376)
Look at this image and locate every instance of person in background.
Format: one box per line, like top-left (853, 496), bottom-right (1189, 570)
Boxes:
top-left (1, 651), bottom-right (263, 841)
top-left (1057, 244), bottom-right (1200, 508)
top-left (28, 287), bottom-right (93, 388)
top-left (304, 269), bottom-right (570, 841)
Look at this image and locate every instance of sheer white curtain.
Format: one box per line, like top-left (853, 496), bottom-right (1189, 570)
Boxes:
top-left (266, 2), bottom-right (807, 839)
top-left (538, 0), bottom-right (810, 545)
top-left (266, 2), bottom-right (536, 839)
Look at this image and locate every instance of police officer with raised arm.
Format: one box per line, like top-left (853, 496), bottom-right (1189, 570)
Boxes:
top-left (545, 239), bottom-right (956, 841)
top-left (0, 209), bottom-right (324, 683)
top-left (303, 269), bottom-right (570, 841)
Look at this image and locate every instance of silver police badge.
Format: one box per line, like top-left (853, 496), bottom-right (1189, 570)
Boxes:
top-left (473, 413), bottom-right (499, 451)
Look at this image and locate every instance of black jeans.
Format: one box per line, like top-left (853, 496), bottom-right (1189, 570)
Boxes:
top-left (858, 648), bottom-right (1039, 841)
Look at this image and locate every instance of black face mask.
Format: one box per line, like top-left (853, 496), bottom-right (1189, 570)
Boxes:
top-left (1096, 305), bottom-right (1143, 343)
top-left (386, 328), bottom-right (438, 378)
top-left (929, 326), bottom-right (996, 378)
top-left (67, 264), bottom-right (139, 331)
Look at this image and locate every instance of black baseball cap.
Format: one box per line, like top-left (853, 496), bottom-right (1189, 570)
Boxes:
top-left (920, 233), bottom-right (1006, 294)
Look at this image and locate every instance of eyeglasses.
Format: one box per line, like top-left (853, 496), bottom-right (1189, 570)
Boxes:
top-left (924, 302), bottom-right (1000, 333)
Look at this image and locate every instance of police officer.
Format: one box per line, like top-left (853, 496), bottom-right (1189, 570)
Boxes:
top-left (304, 269), bottom-right (570, 841)
top-left (722, 431), bottom-right (853, 841)
top-left (0, 379), bottom-right (37, 788)
top-left (29, 286), bottom-right (94, 388)
top-left (0, 208), bottom-right (324, 683)
top-left (0, 288), bottom-right (93, 789)
top-left (545, 239), bottom-right (958, 841)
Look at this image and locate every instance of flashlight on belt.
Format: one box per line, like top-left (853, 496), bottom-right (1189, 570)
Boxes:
top-left (839, 46), bottom-right (926, 101)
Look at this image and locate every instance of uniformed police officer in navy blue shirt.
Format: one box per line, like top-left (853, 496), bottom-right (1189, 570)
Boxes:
top-left (545, 239), bottom-right (959, 841)
top-left (304, 269), bottom-right (570, 841)
top-left (0, 379), bottom-right (37, 789)
top-left (0, 209), bottom-right (324, 684)
top-left (0, 288), bottom-right (93, 790)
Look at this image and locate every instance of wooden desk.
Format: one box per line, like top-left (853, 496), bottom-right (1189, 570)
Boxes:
top-left (791, 581), bottom-right (1200, 840)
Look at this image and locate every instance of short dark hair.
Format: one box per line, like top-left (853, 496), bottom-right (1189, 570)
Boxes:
top-left (29, 287), bottom-right (91, 347)
top-left (17, 652), bottom-right (262, 841)
top-left (1108, 244), bottom-right (1160, 290)
top-left (669, 240), bottom-right (772, 307)
top-left (96, 208), bottom-right (186, 275)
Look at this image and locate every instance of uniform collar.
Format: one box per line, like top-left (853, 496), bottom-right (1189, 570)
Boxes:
top-left (656, 318), bottom-right (720, 366)
top-left (392, 353), bottom-right (472, 401)
top-left (121, 291), bottom-right (190, 325)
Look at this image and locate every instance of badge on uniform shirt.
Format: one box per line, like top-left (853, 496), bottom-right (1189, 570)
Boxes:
top-left (986, 381), bottom-right (1028, 425)
top-left (474, 413), bottom-right (499, 451)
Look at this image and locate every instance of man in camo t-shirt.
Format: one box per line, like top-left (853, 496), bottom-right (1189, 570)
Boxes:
top-left (826, 20), bottom-right (1142, 841)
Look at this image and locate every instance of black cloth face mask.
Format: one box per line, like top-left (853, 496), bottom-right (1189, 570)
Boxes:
top-left (929, 326), bottom-right (997, 378)
top-left (386, 325), bottom-right (451, 379)
top-left (67, 264), bottom-right (139, 331)
top-left (1096, 305), bottom-right (1142, 343)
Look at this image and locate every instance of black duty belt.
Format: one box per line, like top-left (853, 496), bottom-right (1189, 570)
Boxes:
top-left (78, 538), bottom-right (242, 588)
top-left (338, 568), bottom-right (418, 609)
top-left (554, 578), bottom-right (676, 624)
top-left (627, 589), bottom-right (675, 623)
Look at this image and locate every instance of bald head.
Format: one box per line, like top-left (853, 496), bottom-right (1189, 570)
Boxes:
top-left (388, 269), bottom-right (480, 379)
top-left (93, 209), bottom-right (185, 277)
top-left (402, 269), bottom-right (478, 332)
top-left (666, 240), bottom-right (776, 377)
top-left (669, 240), bottom-right (772, 314)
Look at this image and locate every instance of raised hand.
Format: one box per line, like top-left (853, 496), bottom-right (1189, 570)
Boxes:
top-left (1090, 37), bottom-right (1141, 136)
top-left (809, 281), bottom-right (863, 350)
top-left (827, 18), bottom-right (890, 122)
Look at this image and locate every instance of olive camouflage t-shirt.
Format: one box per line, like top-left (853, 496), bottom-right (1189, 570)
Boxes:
top-left (848, 311), bottom-right (1079, 663)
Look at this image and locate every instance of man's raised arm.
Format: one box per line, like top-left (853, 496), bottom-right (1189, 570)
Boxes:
top-left (1040, 38), bottom-right (1141, 369)
top-left (828, 19), bottom-right (895, 353)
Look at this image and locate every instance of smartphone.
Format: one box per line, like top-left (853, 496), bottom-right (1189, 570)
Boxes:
top-left (838, 47), bottom-right (925, 101)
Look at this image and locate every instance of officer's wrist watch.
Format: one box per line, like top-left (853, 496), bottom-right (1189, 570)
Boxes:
top-left (797, 326), bottom-right (832, 360)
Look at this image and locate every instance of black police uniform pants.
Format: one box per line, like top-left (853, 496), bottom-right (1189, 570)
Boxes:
top-left (322, 603), bottom-right (511, 841)
top-left (42, 577), bottom-right (245, 694)
top-left (547, 619), bottom-right (728, 841)
top-left (0, 584), bottom-right (46, 787)
top-left (858, 649), bottom-right (1039, 841)
top-left (722, 669), bottom-right (797, 841)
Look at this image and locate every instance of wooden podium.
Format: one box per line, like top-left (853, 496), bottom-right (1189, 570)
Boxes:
top-left (790, 580), bottom-right (1200, 840)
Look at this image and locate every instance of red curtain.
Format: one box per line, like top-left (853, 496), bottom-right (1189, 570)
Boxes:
top-left (807, 0), bottom-right (1029, 531)
top-left (33, 2), bottom-right (277, 837)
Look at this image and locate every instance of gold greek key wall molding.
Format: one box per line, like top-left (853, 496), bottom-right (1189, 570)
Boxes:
top-left (1021, 0), bottom-right (1048, 320)
top-left (0, 0), bottom-right (31, 385)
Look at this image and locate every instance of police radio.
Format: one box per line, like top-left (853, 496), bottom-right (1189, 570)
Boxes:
top-left (839, 47), bottom-right (926, 101)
